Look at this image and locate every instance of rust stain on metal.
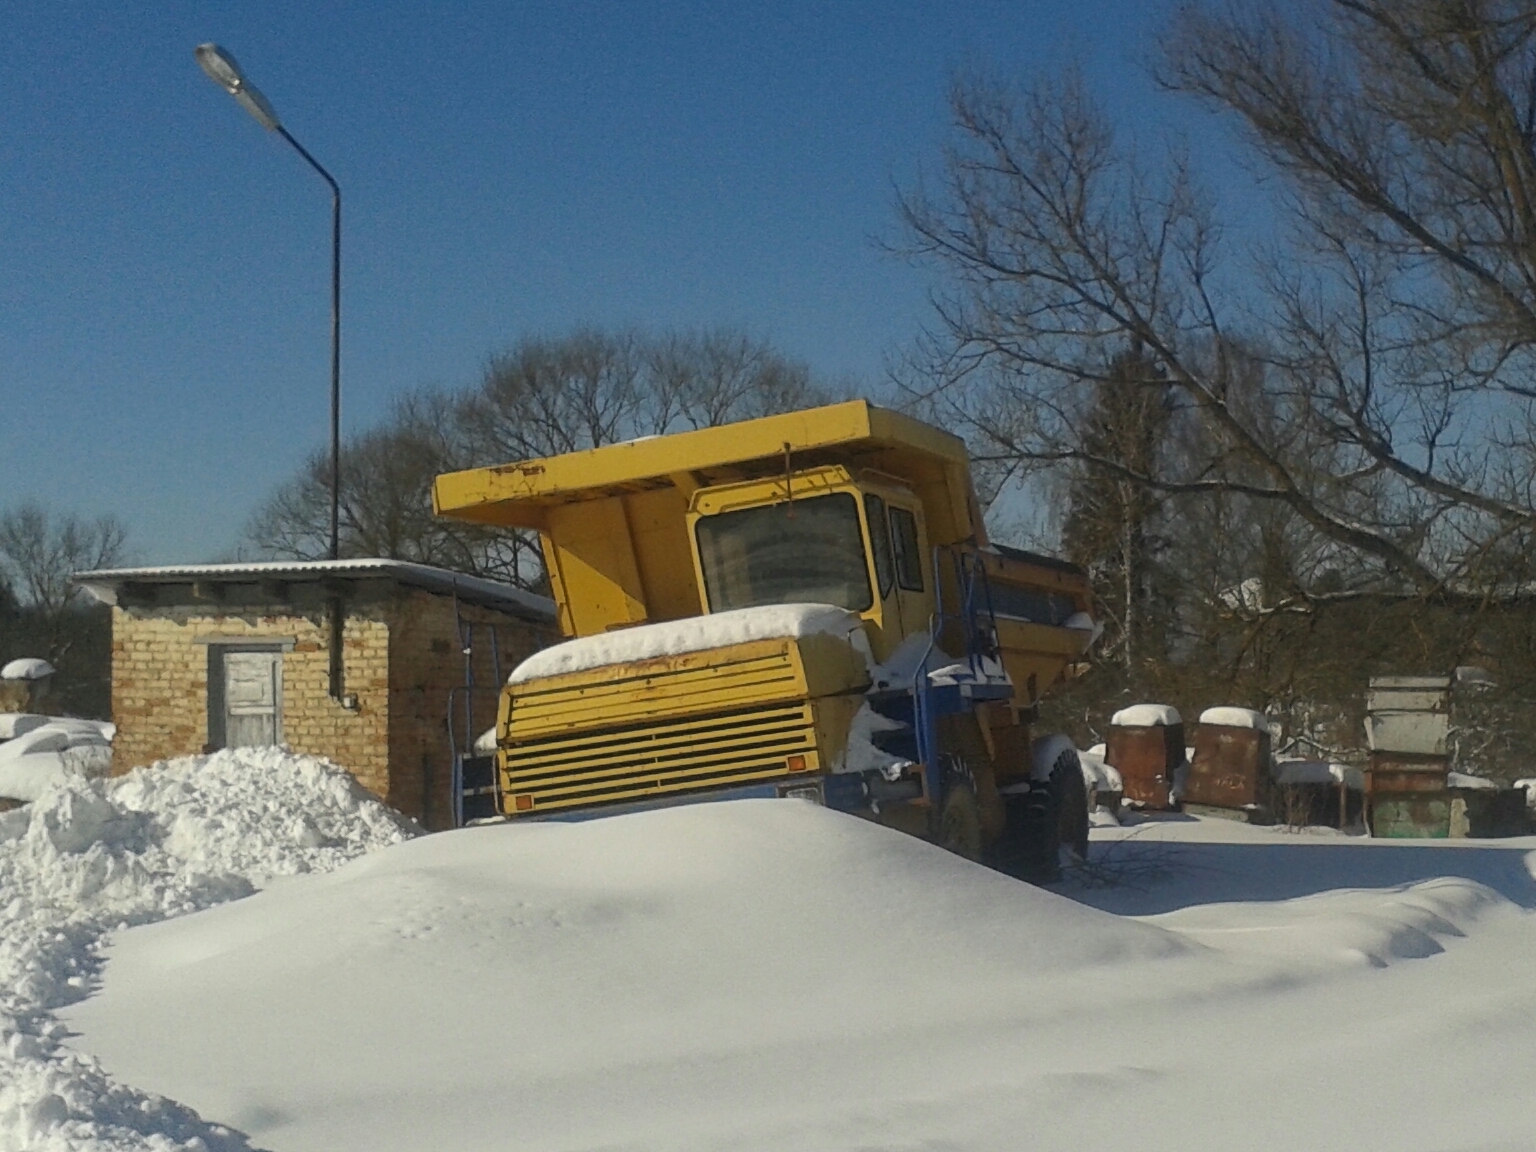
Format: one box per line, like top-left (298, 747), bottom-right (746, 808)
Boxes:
top-left (1366, 752), bottom-right (1449, 796)
top-left (1106, 723), bottom-right (1184, 810)
top-left (1184, 724), bottom-right (1272, 811)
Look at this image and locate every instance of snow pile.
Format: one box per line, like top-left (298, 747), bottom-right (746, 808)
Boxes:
top-left (927, 653), bottom-right (1010, 687)
top-left (509, 603), bottom-right (869, 683)
top-left (66, 802), bottom-right (1195, 1150)
top-left (0, 746), bottom-right (417, 1150)
top-left (1198, 706), bottom-right (1270, 732)
top-left (2, 658), bottom-right (56, 681)
top-left (1078, 747), bottom-right (1123, 797)
top-left (1151, 877), bottom-right (1511, 969)
top-left (0, 720), bottom-right (115, 803)
top-left (1, 713), bottom-right (52, 740)
top-left (838, 702), bottom-right (911, 777)
top-left (1110, 703), bottom-right (1181, 727)
top-left (60, 802), bottom-right (1535, 1152)
top-left (1063, 610), bottom-right (1097, 634)
top-left (867, 632), bottom-right (935, 692)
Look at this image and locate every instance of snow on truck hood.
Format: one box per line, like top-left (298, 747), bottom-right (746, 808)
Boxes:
top-left (507, 603), bottom-right (869, 684)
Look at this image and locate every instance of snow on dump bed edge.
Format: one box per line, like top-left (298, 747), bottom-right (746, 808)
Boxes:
top-left (0, 746), bottom-right (417, 1150)
top-left (509, 603), bottom-right (867, 683)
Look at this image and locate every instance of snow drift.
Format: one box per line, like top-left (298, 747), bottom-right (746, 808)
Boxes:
top-left (63, 801), bottom-right (1533, 1152)
top-left (0, 747), bottom-right (416, 1150)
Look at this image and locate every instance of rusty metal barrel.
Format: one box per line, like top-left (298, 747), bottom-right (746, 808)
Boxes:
top-left (1184, 707), bottom-right (1272, 813)
top-left (1105, 704), bottom-right (1184, 810)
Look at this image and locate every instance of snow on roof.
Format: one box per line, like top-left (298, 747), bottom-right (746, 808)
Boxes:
top-left (1111, 703), bottom-right (1182, 728)
top-left (73, 558), bottom-right (554, 622)
top-left (1198, 707), bottom-right (1270, 732)
top-left (1, 657), bottom-right (55, 681)
top-left (509, 603), bottom-right (868, 684)
top-left (1273, 759), bottom-right (1365, 790)
top-left (1447, 772), bottom-right (1498, 791)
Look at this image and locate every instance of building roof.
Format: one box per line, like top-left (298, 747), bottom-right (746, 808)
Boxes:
top-left (74, 559), bottom-right (555, 622)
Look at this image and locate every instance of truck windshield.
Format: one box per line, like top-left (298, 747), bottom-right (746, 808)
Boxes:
top-left (696, 492), bottom-right (873, 613)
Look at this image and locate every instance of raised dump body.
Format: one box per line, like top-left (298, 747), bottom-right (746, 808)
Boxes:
top-left (433, 400), bottom-right (1094, 876)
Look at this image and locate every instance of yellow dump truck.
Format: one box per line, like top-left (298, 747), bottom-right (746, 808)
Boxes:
top-left (433, 400), bottom-right (1095, 879)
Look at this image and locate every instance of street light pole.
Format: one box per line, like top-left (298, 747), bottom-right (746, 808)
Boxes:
top-left (271, 126), bottom-right (342, 565)
top-left (195, 44), bottom-right (347, 699)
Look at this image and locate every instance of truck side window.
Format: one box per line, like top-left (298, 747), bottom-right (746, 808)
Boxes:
top-left (864, 494), bottom-right (895, 598)
top-left (890, 506), bottom-right (924, 591)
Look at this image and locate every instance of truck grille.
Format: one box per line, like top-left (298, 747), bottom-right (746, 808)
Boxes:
top-left (501, 701), bottom-right (817, 812)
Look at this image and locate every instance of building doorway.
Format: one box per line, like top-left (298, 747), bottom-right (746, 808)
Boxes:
top-left (211, 647), bottom-right (283, 748)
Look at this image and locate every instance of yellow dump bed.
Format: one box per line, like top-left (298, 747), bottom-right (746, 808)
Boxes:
top-left (433, 400), bottom-right (1001, 639)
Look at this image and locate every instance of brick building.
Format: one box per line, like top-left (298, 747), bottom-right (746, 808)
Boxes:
top-left (74, 560), bottom-right (555, 829)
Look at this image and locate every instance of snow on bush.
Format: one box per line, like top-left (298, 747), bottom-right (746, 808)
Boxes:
top-left (0, 746), bottom-right (417, 1150)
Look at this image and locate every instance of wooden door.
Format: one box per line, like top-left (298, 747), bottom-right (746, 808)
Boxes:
top-left (223, 649), bottom-right (281, 747)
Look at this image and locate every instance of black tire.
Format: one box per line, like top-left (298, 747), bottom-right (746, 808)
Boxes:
top-left (992, 747), bottom-right (1088, 884)
top-left (937, 778), bottom-right (983, 862)
top-left (1050, 749), bottom-right (1091, 863)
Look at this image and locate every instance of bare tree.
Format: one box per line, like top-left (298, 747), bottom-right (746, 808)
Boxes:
top-left (900, 22), bottom-right (1536, 607)
top-left (0, 503), bottom-right (128, 626)
top-left (0, 504), bottom-right (128, 711)
top-left (248, 389), bottom-right (546, 589)
top-left (248, 326), bottom-right (835, 590)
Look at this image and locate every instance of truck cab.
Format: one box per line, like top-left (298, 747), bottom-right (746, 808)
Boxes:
top-left (433, 400), bottom-right (1094, 877)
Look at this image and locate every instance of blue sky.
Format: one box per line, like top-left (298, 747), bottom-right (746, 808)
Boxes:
top-left (2, 0), bottom-right (1212, 564)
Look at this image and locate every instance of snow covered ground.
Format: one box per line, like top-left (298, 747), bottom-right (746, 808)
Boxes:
top-left (1, 751), bottom-right (1532, 1150)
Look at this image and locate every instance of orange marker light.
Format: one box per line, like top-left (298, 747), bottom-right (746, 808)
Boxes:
top-left (513, 794), bottom-right (535, 811)
top-left (786, 755), bottom-right (808, 772)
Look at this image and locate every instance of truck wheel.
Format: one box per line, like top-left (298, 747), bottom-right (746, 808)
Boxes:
top-left (937, 779), bottom-right (983, 862)
top-left (1050, 748), bottom-right (1090, 863)
top-left (993, 748), bottom-right (1087, 884)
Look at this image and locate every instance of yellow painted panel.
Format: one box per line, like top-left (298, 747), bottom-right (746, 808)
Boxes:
top-left (545, 497), bottom-right (648, 635)
top-left (505, 639), bottom-right (807, 738)
top-left (623, 486), bottom-right (702, 623)
top-left (499, 700), bottom-right (821, 813)
top-left (432, 400), bottom-right (980, 545)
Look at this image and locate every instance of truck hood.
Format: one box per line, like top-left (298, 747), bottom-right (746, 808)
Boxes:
top-left (508, 603), bottom-right (870, 685)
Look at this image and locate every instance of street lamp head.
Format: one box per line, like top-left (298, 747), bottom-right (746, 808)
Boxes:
top-left (194, 42), bottom-right (282, 132)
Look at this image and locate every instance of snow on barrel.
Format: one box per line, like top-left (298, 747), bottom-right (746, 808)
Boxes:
top-left (1105, 703), bottom-right (1184, 810)
top-left (1183, 706), bottom-right (1275, 814)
